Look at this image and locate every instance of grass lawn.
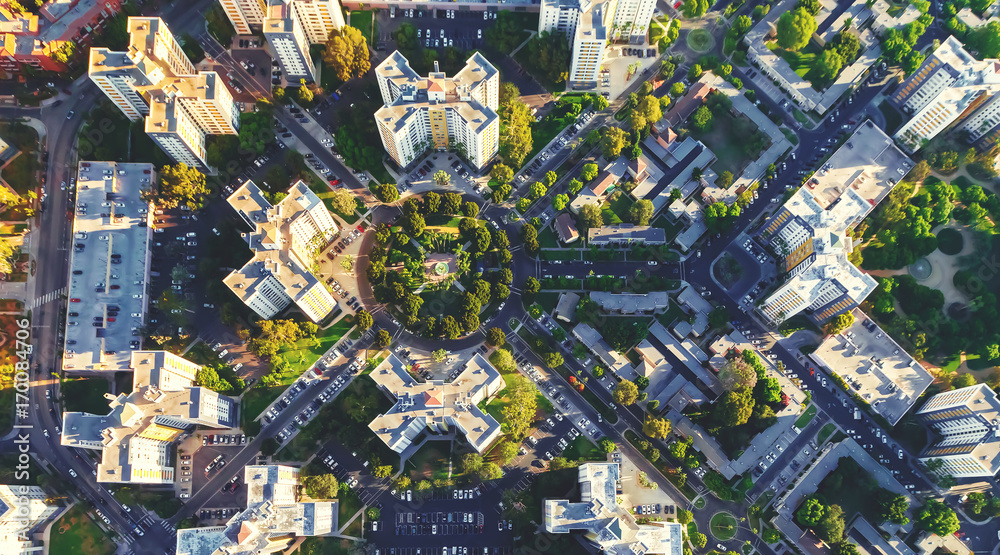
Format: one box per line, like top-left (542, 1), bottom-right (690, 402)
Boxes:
top-left (879, 101), bottom-right (904, 135)
top-left (538, 226), bottom-right (561, 249)
top-left (338, 487), bottom-right (364, 524)
top-left (656, 302), bottom-right (686, 328)
top-left (242, 386), bottom-right (283, 426)
top-left (607, 193), bottom-right (633, 224)
top-left (535, 292), bottom-right (561, 315)
top-left (778, 314), bottom-right (821, 337)
top-left (299, 537), bottom-right (356, 555)
top-left (651, 216), bottom-right (684, 243)
top-left (275, 317), bottom-right (354, 376)
top-left (734, 475), bottom-right (754, 496)
top-left (406, 442), bottom-right (453, 482)
top-left (817, 422), bottom-right (835, 444)
top-left (50, 505), bottom-right (114, 555)
top-left (61, 378), bottom-right (111, 415)
top-left (349, 10), bottom-right (376, 45)
top-left (601, 203), bottom-right (624, 225)
top-left (693, 111), bottom-right (764, 177)
top-left (768, 42), bottom-right (819, 78)
top-left (709, 512), bottom-right (738, 540)
top-left (782, 128), bottom-right (799, 145)
top-left (562, 435), bottom-right (605, 462)
top-left (686, 28), bottom-right (715, 53)
top-left (0, 153), bottom-right (37, 196)
top-left (794, 404), bottom-right (817, 429)
top-left (527, 110), bottom-right (576, 162)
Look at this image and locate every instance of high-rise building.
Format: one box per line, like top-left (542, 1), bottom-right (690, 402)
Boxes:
top-left (219, 0), bottom-right (267, 35)
top-left (225, 180), bottom-right (339, 322)
top-left (261, 0), bottom-right (344, 83)
top-left (916, 384), bottom-right (1000, 478)
top-left (374, 51), bottom-right (500, 171)
top-left (892, 36), bottom-right (1000, 152)
top-left (539, 0), bottom-right (657, 88)
top-left (61, 351), bottom-right (238, 484)
top-left (176, 465), bottom-right (337, 554)
top-left (89, 17), bottom-right (238, 171)
top-left (0, 485), bottom-right (60, 554)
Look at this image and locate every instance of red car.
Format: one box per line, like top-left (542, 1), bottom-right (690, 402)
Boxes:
top-left (70, 298), bottom-right (81, 303)
top-left (107, 318), bottom-right (115, 322)
top-left (330, 178), bottom-right (341, 186)
top-left (356, 225), bottom-right (365, 233)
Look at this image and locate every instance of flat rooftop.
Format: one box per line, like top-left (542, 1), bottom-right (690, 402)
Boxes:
top-left (811, 310), bottom-right (932, 425)
top-left (62, 161), bottom-right (154, 373)
top-left (807, 120), bottom-right (912, 210)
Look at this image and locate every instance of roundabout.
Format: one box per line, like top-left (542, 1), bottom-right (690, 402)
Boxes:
top-left (709, 511), bottom-right (739, 541)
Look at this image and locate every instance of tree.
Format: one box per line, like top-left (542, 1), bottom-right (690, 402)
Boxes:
top-left (302, 474), bottom-right (339, 499)
top-left (733, 14), bottom-right (753, 36)
top-left (593, 94), bottom-right (609, 110)
top-left (491, 163), bottom-right (513, 185)
top-left (659, 60), bottom-right (677, 79)
top-left (490, 349), bottom-right (516, 374)
top-left (777, 8), bottom-right (818, 52)
top-left (816, 50), bottom-right (844, 81)
top-left (613, 380), bottom-right (639, 405)
top-left (493, 182), bottom-right (511, 202)
top-left (297, 80), bottom-right (314, 104)
top-left (824, 312), bottom-right (854, 335)
top-left (542, 351), bottom-right (564, 369)
top-left (797, 497), bottom-right (826, 526)
top-left (953, 373), bottom-right (977, 388)
top-left (238, 106), bottom-right (275, 154)
top-left (434, 170), bottom-right (451, 187)
top-left (372, 182), bottom-right (400, 203)
top-left (478, 462), bottom-right (503, 481)
top-left (581, 163), bottom-right (599, 182)
top-left (669, 82), bottom-right (686, 98)
top-left (431, 349), bottom-right (448, 363)
top-left (501, 375), bottom-right (538, 440)
top-left (372, 329), bottom-right (392, 349)
top-left (718, 171), bottom-right (734, 189)
top-left (461, 453), bottom-right (483, 473)
top-left (323, 26), bottom-right (371, 81)
top-left (486, 327), bottom-right (506, 347)
top-left (568, 178), bottom-right (584, 196)
top-left (524, 30), bottom-right (571, 84)
top-left (916, 500), bottom-right (960, 536)
top-left (499, 89), bottom-right (534, 168)
top-left (154, 163), bottom-right (210, 210)
top-left (485, 11), bottom-right (528, 51)
top-left (715, 387), bottom-right (755, 426)
top-left (877, 491), bottom-right (910, 525)
top-left (817, 504), bottom-right (845, 544)
top-left (601, 127), bottom-right (628, 159)
top-left (529, 181), bottom-right (548, 200)
top-left (691, 533), bottom-right (708, 548)
top-left (496, 441), bottom-right (520, 464)
top-left (579, 203), bottom-right (604, 229)
top-left (832, 543), bottom-right (860, 555)
top-left (797, 0), bottom-right (822, 15)
top-left (691, 105), bottom-right (713, 131)
top-left (719, 358), bottom-right (758, 391)
top-left (552, 193), bottom-right (570, 211)
top-left (682, 0), bottom-right (710, 18)
top-left (677, 509), bottom-right (694, 525)
top-left (688, 64), bottom-right (703, 81)
top-left (909, 159), bottom-right (932, 181)
top-left (763, 529), bottom-right (782, 543)
top-left (643, 415), bottom-right (671, 439)
top-left (830, 31), bottom-right (860, 61)
top-left (327, 189), bottom-right (357, 216)
top-left (366, 507), bottom-right (381, 521)
top-left (599, 438), bottom-right (616, 453)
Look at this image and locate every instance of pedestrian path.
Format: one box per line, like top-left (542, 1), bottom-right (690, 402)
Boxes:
top-left (29, 286), bottom-right (65, 309)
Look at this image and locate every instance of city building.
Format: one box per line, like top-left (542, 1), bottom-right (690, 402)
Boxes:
top-left (588, 224), bottom-right (666, 246)
top-left (892, 36), bottom-right (1000, 152)
top-left (544, 463), bottom-right (684, 555)
top-left (915, 384), bottom-right (1000, 478)
top-left (62, 351), bottom-right (238, 484)
top-left (374, 51), bottom-right (499, 171)
top-left (0, 0), bottom-right (124, 74)
top-left (572, 323), bottom-right (631, 373)
top-left (62, 161), bottom-right (154, 373)
top-left (88, 17), bottom-right (238, 171)
top-left (555, 213), bottom-right (580, 243)
top-left (810, 309), bottom-right (933, 426)
top-left (590, 292), bottom-right (669, 315)
top-left (0, 485), bottom-right (61, 554)
top-left (263, 0), bottom-right (344, 83)
top-left (175, 465), bottom-right (337, 555)
top-left (369, 353), bottom-right (504, 456)
top-left (757, 122), bottom-right (912, 325)
top-left (219, 0), bottom-right (267, 35)
top-left (555, 292), bottom-right (581, 322)
top-left (225, 180), bottom-right (339, 323)
top-left (539, 0), bottom-right (657, 88)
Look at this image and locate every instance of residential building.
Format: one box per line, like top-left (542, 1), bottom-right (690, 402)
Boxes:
top-left (62, 161), bottom-right (154, 373)
top-left (611, 0), bottom-right (657, 43)
top-left (668, 198), bottom-right (707, 252)
top-left (915, 384), bottom-right (1000, 478)
top-left (572, 323), bottom-right (631, 373)
top-left (175, 465), bottom-right (337, 555)
top-left (555, 213), bottom-right (580, 243)
top-left (369, 353), bottom-right (504, 456)
top-left (544, 463), bottom-right (684, 555)
top-left (0, 0), bottom-right (124, 74)
top-left (569, 2), bottom-right (609, 87)
top-left (663, 76), bottom-right (715, 127)
top-left (219, 0), bottom-right (267, 35)
top-left (225, 180), bottom-right (339, 322)
top-left (263, 0), bottom-right (344, 83)
top-left (374, 51), bottom-right (500, 171)
top-left (758, 122), bottom-right (912, 325)
top-left (62, 351), bottom-right (237, 484)
top-left (590, 292), bottom-right (669, 315)
top-left (88, 17), bottom-right (238, 171)
top-left (892, 36), bottom-right (1000, 152)
top-left (588, 224), bottom-right (666, 245)
top-left (555, 292), bottom-right (581, 322)
top-left (0, 485), bottom-right (60, 554)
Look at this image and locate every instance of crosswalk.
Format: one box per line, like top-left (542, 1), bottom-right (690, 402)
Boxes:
top-left (30, 287), bottom-right (66, 309)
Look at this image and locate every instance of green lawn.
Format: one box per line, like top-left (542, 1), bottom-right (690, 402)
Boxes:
top-left (817, 422), bottom-right (835, 444)
top-left (794, 404), bottom-right (817, 429)
top-left (349, 10), bottom-right (376, 46)
top-left (607, 193), bottom-right (633, 224)
top-left (709, 512), bottom-right (739, 541)
top-left (651, 216), bottom-right (684, 243)
top-left (768, 42), bottom-right (818, 78)
top-left (601, 203), bottom-right (624, 225)
top-left (275, 317), bottom-right (354, 376)
top-left (299, 537), bottom-right (356, 555)
top-left (49, 505), bottom-right (115, 555)
top-left (562, 435), bottom-right (605, 462)
top-left (61, 378), bottom-right (111, 415)
top-left (242, 386), bottom-right (283, 426)
top-left (538, 226), bottom-right (561, 249)
top-left (338, 487), bottom-right (363, 524)
top-left (693, 110), bottom-right (764, 177)
top-left (0, 153), bottom-right (37, 196)
top-left (535, 292), bottom-right (561, 315)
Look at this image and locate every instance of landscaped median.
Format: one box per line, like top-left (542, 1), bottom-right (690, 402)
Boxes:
top-left (624, 429), bottom-right (698, 500)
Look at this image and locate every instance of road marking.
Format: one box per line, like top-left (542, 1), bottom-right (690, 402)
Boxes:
top-left (30, 287), bottom-right (66, 309)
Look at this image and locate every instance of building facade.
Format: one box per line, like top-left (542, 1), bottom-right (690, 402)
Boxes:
top-left (89, 17), bottom-right (238, 171)
top-left (261, 0), bottom-right (344, 83)
top-left (225, 180), bottom-right (339, 322)
top-left (892, 36), bottom-right (1000, 152)
top-left (374, 51), bottom-right (499, 170)
top-left (916, 384), bottom-right (1000, 478)
top-left (0, 485), bottom-right (60, 554)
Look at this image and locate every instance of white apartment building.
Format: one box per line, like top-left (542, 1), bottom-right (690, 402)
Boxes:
top-left (0, 485), bottom-right (60, 554)
top-left (225, 180), bottom-right (339, 322)
top-left (61, 351), bottom-right (238, 484)
top-left (892, 36), bottom-right (1000, 152)
top-left (262, 0), bottom-right (344, 83)
top-left (219, 0), bottom-right (267, 35)
top-left (916, 384), bottom-right (1000, 478)
top-left (612, 0), bottom-right (656, 43)
top-left (374, 51), bottom-right (499, 170)
top-left (89, 17), bottom-right (238, 171)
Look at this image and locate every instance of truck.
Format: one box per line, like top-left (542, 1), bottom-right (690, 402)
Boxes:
top-left (853, 408), bottom-right (860, 420)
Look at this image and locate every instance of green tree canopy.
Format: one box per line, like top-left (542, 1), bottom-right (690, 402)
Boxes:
top-left (916, 500), bottom-right (960, 536)
top-left (323, 26), bottom-right (371, 81)
top-left (154, 163), bottom-right (209, 210)
top-left (613, 380), bottom-right (639, 405)
top-left (777, 7), bottom-right (818, 51)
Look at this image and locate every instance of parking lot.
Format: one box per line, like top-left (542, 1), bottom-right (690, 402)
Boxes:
top-left (377, 8), bottom-right (497, 53)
